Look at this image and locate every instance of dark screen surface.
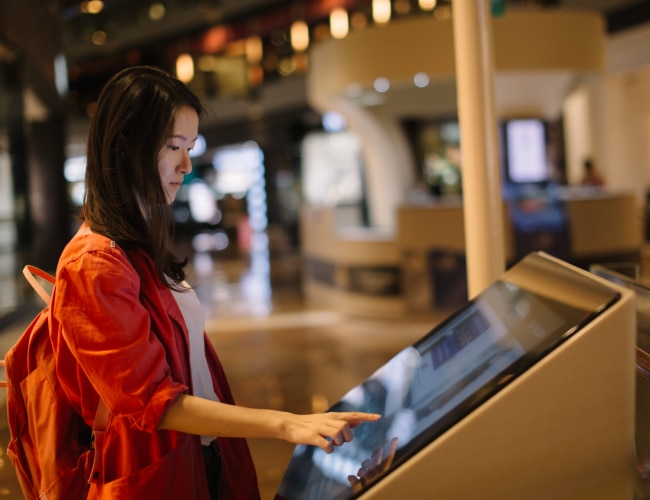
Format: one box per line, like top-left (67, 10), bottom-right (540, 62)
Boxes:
top-left (276, 253), bottom-right (620, 500)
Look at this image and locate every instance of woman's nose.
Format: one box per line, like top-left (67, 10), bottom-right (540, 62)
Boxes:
top-left (179, 152), bottom-right (192, 174)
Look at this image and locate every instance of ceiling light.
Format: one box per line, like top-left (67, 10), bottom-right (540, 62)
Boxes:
top-left (373, 77), bottom-right (390, 93)
top-left (149, 3), bottom-right (166, 21)
top-left (414, 72), bottom-right (430, 88)
top-left (419, 0), bottom-right (437, 11)
top-left (330, 8), bottom-right (349, 39)
top-left (91, 30), bottom-right (107, 45)
top-left (291, 20), bottom-right (309, 52)
top-left (373, 0), bottom-right (391, 24)
top-left (176, 53), bottom-right (194, 83)
top-left (245, 36), bottom-right (263, 65)
top-left (81, 1), bottom-right (104, 14)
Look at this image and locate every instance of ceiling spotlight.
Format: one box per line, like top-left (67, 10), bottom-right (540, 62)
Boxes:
top-left (330, 8), bottom-right (349, 39)
top-left (81, 1), bottom-right (104, 14)
top-left (149, 3), bottom-right (166, 21)
top-left (373, 77), bottom-right (390, 93)
top-left (291, 20), bottom-right (309, 52)
top-left (91, 30), bottom-right (107, 45)
top-left (373, 0), bottom-right (391, 24)
top-left (419, 0), bottom-right (437, 11)
top-left (176, 53), bottom-right (194, 83)
top-left (414, 72), bottom-right (430, 88)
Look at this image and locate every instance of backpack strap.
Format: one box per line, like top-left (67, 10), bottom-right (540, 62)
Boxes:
top-left (22, 265), bottom-right (55, 305)
top-left (0, 266), bottom-right (56, 386)
top-left (0, 266), bottom-right (53, 387)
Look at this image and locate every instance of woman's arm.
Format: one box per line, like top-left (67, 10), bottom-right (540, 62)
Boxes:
top-left (158, 394), bottom-right (380, 453)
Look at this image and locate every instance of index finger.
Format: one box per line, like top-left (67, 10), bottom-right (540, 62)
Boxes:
top-left (333, 412), bottom-right (382, 426)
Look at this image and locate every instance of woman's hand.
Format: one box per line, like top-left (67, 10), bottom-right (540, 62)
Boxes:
top-left (348, 437), bottom-right (399, 493)
top-left (277, 411), bottom-right (381, 453)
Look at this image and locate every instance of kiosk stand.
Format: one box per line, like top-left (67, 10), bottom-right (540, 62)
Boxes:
top-left (276, 252), bottom-right (636, 500)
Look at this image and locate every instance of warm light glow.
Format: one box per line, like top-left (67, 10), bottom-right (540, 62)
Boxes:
top-left (373, 0), bottom-right (391, 24)
top-left (350, 12), bottom-right (368, 29)
top-left (313, 23), bottom-right (330, 41)
top-left (330, 8), bottom-right (349, 39)
top-left (91, 30), bottom-right (106, 45)
top-left (245, 36), bottom-right (263, 64)
top-left (81, 0), bottom-right (104, 14)
top-left (419, 0), bottom-right (437, 11)
top-left (394, 0), bottom-right (411, 15)
top-left (202, 26), bottom-right (230, 53)
top-left (148, 3), bottom-right (166, 21)
top-left (197, 55), bottom-right (214, 72)
top-left (248, 64), bottom-right (264, 86)
top-left (278, 57), bottom-right (297, 76)
top-left (176, 53), bottom-right (194, 83)
top-left (294, 53), bottom-right (308, 74)
top-left (290, 20), bottom-right (309, 52)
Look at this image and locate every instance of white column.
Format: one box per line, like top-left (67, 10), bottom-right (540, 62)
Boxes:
top-left (452, 0), bottom-right (505, 298)
top-left (313, 94), bottom-right (416, 228)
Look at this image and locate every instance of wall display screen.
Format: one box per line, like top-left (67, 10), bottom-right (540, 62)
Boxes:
top-left (301, 131), bottom-right (364, 205)
top-left (503, 118), bottom-right (548, 184)
top-left (276, 253), bottom-right (620, 500)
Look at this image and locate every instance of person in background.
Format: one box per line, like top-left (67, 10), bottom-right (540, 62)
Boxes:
top-left (49, 65), bottom-right (380, 499)
top-left (580, 158), bottom-right (605, 187)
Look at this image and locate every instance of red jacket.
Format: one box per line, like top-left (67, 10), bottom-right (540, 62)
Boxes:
top-left (50, 229), bottom-right (260, 499)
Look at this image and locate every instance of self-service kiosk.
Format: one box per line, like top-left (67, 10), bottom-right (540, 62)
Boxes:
top-left (276, 252), bottom-right (637, 500)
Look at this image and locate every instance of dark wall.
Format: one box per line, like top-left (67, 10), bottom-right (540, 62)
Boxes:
top-left (0, 0), bottom-right (72, 268)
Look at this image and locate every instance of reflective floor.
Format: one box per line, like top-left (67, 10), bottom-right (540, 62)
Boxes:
top-left (0, 249), bottom-right (444, 499)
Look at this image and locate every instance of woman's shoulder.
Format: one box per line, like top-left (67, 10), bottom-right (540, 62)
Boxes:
top-left (62, 223), bottom-right (118, 255)
top-left (58, 224), bottom-right (132, 275)
top-left (58, 224), bottom-right (156, 282)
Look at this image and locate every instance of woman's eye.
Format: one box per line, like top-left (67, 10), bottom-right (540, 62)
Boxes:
top-left (169, 145), bottom-right (180, 151)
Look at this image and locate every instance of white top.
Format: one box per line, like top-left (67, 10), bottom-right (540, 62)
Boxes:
top-left (171, 282), bottom-right (219, 446)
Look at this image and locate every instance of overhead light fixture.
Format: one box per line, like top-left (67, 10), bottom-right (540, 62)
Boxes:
top-left (245, 36), bottom-right (263, 65)
top-left (372, 0), bottom-right (391, 24)
top-left (291, 20), bottom-right (309, 52)
top-left (414, 72), bottom-right (430, 88)
top-left (149, 3), bottom-right (166, 21)
top-left (176, 53), bottom-right (194, 83)
top-left (81, 1), bottom-right (104, 14)
top-left (419, 0), bottom-right (437, 11)
top-left (91, 30), bottom-right (107, 45)
top-left (330, 8), bottom-right (349, 39)
top-left (373, 77), bottom-right (390, 93)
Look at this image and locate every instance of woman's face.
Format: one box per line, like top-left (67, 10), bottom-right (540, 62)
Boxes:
top-left (158, 106), bottom-right (199, 204)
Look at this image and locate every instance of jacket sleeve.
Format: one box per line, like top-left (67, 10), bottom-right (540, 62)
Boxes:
top-left (52, 245), bottom-right (188, 433)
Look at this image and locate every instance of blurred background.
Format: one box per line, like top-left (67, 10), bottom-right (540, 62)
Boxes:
top-left (1, 0), bottom-right (650, 319)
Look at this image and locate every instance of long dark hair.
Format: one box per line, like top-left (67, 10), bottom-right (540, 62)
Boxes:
top-left (81, 65), bottom-right (203, 288)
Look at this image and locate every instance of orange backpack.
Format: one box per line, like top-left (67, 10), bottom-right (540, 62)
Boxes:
top-left (0, 266), bottom-right (108, 500)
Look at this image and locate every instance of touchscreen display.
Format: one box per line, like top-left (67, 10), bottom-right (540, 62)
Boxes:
top-left (276, 253), bottom-right (620, 500)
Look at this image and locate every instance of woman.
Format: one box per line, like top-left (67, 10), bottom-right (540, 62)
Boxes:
top-left (49, 65), bottom-right (380, 499)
